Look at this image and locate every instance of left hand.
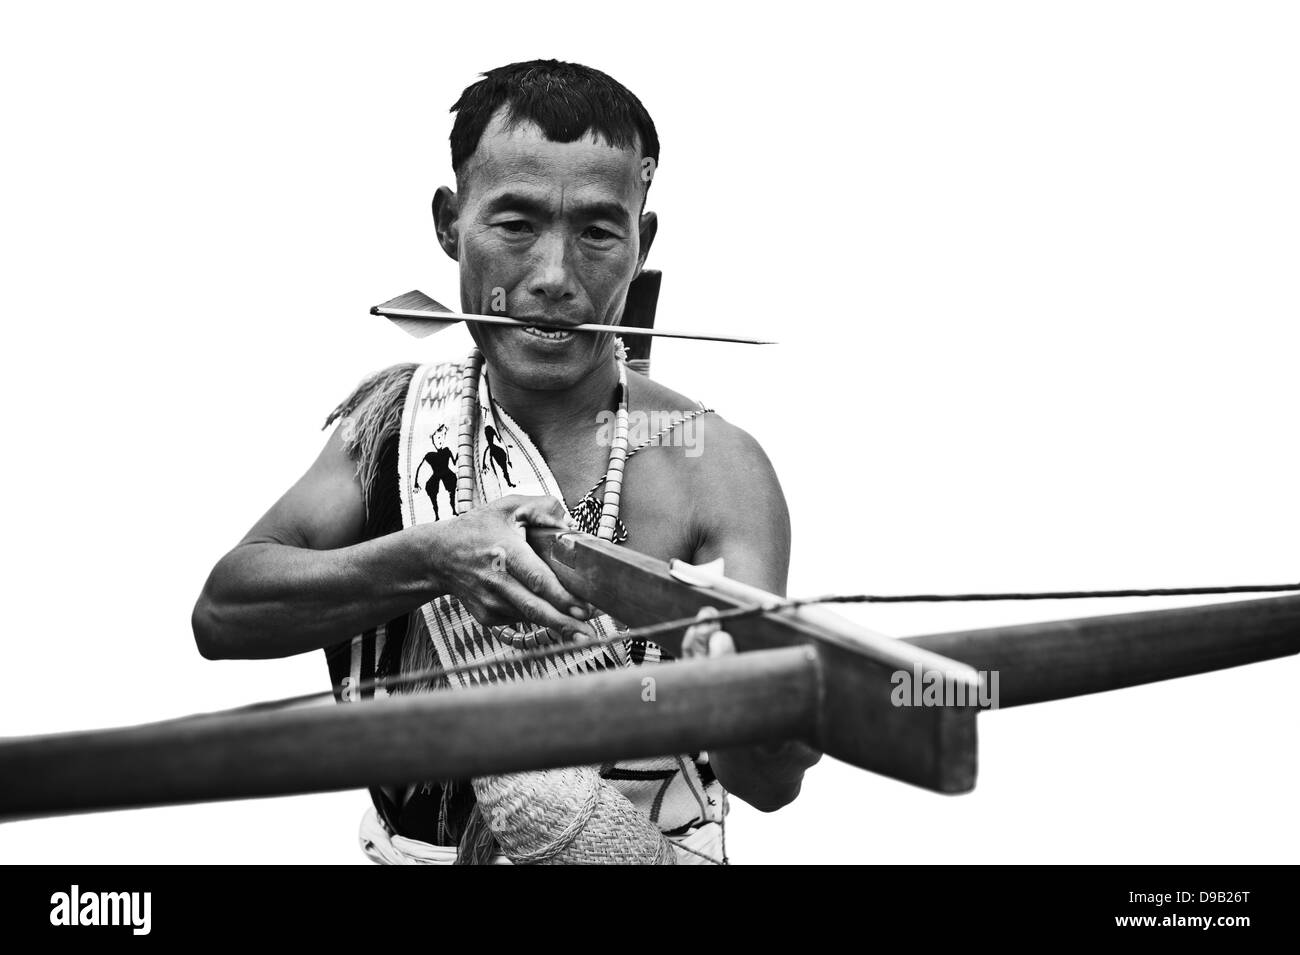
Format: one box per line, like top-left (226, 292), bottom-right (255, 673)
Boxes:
top-left (681, 606), bottom-right (821, 810)
top-left (681, 606), bottom-right (735, 660)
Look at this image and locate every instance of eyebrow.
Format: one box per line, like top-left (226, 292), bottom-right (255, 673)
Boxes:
top-left (571, 199), bottom-right (633, 225)
top-left (483, 192), bottom-right (550, 218)
top-left (483, 192), bottom-right (633, 225)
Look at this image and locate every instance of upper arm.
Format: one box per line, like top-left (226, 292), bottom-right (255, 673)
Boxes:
top-left (687, 418), bottom-right (791, 597)
top-left (239, 422), bottom-right (367, 552)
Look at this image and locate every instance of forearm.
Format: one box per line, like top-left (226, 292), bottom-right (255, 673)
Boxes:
top-left (710, 739), bottom-right (822, 812)
top-left (193, 525), bottom-right (442, 660)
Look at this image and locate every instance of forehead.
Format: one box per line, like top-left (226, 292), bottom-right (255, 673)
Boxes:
top-left (458, 108), bottom-right (644, 207)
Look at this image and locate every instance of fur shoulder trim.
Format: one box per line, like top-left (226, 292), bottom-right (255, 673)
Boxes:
top-left (323, 363), bottom-right (418, 522)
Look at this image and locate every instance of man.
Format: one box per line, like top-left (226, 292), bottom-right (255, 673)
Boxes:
top-left (193, 59), bottom-right (818, 864)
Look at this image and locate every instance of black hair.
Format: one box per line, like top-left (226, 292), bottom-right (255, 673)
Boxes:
top-left (449, 59), bottom-right (659, 179)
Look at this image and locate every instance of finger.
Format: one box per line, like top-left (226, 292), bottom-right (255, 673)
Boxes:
top-left (682, 606), bottom-right (722, 659)
top-left (540, 627), bottom-right (570, 647)
top-left (459, 588), bottom-right (530, 628)
top-left (492, 577), bottom-right (595, 639)
top-left (506, 495), bottom-right (570, 529)
top-left (681, 625), bottom-right (708, 659)
top-left (504, 544), bottom-right (590, 621)
top-left (708, 630), bottom-right (736, 658)
top-left (682, 622), bottom-right (714, 655)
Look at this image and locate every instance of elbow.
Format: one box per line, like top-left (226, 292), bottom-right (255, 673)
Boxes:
top-left (749, 787), bottom-right (800, 814)
top-left (718, 741), bottom-right (820, 812)
top-left (734, 776), bottom-right (804, 813)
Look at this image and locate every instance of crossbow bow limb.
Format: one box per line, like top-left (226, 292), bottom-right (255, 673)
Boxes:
top-left (1, 528), bottom-right (1297, 820)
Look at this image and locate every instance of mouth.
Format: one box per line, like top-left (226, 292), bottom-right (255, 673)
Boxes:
top-left (519, 324), bottom-right (576, 343)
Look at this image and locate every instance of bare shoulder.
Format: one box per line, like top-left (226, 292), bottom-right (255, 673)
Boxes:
top-left (626, 369), bottom-right (788, 561)
top-left (625, 368), bottom-right (702, 419)
top-left (682, 411), bottom-right (786, 520)
top-left (627, 368), bottom-right (776, 478)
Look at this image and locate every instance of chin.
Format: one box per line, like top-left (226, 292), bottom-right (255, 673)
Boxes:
top-left (486, 348), bottom-right (583, 389)
top-left (506, 363), bottom-right (585, 391)
top-left (478, 331), bottom-right (608, 390)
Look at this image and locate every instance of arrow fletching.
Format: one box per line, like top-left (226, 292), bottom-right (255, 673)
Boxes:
top-left (371, 290), bottom-right (461, 339)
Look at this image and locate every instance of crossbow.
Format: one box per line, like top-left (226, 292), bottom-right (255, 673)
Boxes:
top-left (2, 271), bottom-right (1296, 823)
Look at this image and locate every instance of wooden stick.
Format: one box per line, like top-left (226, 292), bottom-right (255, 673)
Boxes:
top-left (0, 649), bottom-right (818, 820)
top-left (905, 594), bottom-right (1300, 708)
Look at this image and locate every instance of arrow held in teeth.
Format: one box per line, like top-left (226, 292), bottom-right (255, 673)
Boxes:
top-left (371, 290), bottom-right (774, 345)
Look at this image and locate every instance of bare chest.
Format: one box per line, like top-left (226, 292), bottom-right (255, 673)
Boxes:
top-left (545, 440), bottom-right (697, 565)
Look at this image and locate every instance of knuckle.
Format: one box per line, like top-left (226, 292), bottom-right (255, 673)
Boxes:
top-left (494, 495), bottom-right (523, 514)
top-left (518, 598), bottom-right (548, 623)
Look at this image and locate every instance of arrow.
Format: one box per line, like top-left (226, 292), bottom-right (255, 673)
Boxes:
top-left (371, 290), bottom-right (774, 345)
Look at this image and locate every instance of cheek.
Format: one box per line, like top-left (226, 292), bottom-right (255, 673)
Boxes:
top-left (458, 245), bottom-right (515, 309)
top-left (459, 228), bottom-right (500, 276)
top-left (574, 239), bottom-right (636, 280)
top-left (462, 230), bottom-right (534, 287)
top-left (579, 256), bottom-right (638, 315)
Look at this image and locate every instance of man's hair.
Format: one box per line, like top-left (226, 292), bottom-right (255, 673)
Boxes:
top-left (449, 59), bottom-right (660, 180)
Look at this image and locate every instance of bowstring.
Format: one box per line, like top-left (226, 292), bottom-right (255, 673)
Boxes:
top-left (233, 581), bottom-right (1300, 716)
top-left (232, 599), bottom-right (798, 714)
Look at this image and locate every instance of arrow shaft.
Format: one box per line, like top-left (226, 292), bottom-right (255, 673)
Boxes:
top-left (373, 306), bottom-right (772, 345)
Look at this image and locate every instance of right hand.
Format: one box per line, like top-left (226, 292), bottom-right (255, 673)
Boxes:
top-left (423, 495), bottom-right (595, 640)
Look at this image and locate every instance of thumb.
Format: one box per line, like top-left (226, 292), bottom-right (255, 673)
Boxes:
top-left (510, 495), bottom-right (570, 529)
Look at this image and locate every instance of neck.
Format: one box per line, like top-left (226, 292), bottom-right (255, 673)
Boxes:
top-left (485, 357), bottom-right (622, 445)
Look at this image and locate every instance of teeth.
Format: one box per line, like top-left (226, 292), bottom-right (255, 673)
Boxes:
top-left (524, 326), bottom-right (572, 340)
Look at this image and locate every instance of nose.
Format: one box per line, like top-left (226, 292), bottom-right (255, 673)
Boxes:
top-left (525, 232), bottom-right (577, 309)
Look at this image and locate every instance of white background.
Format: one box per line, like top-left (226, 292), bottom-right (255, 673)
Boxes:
top-left (1, 1), bottom-right (1296, 864)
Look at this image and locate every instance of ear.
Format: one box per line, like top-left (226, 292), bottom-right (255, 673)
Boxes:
top-left (432, 186), bottom-right (460, 262)
top-left (636, 210), bottom-right (658, 275)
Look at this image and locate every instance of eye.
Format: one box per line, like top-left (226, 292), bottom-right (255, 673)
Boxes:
top-left (498, 220), bottom-right (533, 235)
top-left (583, 226), bottom-right (617, 241)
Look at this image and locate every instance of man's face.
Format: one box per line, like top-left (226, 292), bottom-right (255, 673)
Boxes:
top-left (436, 109), bottom-right (653, 390)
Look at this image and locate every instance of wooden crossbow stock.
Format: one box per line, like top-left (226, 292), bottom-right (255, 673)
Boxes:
top-left (2, 269), bottom-right (1297, 822)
